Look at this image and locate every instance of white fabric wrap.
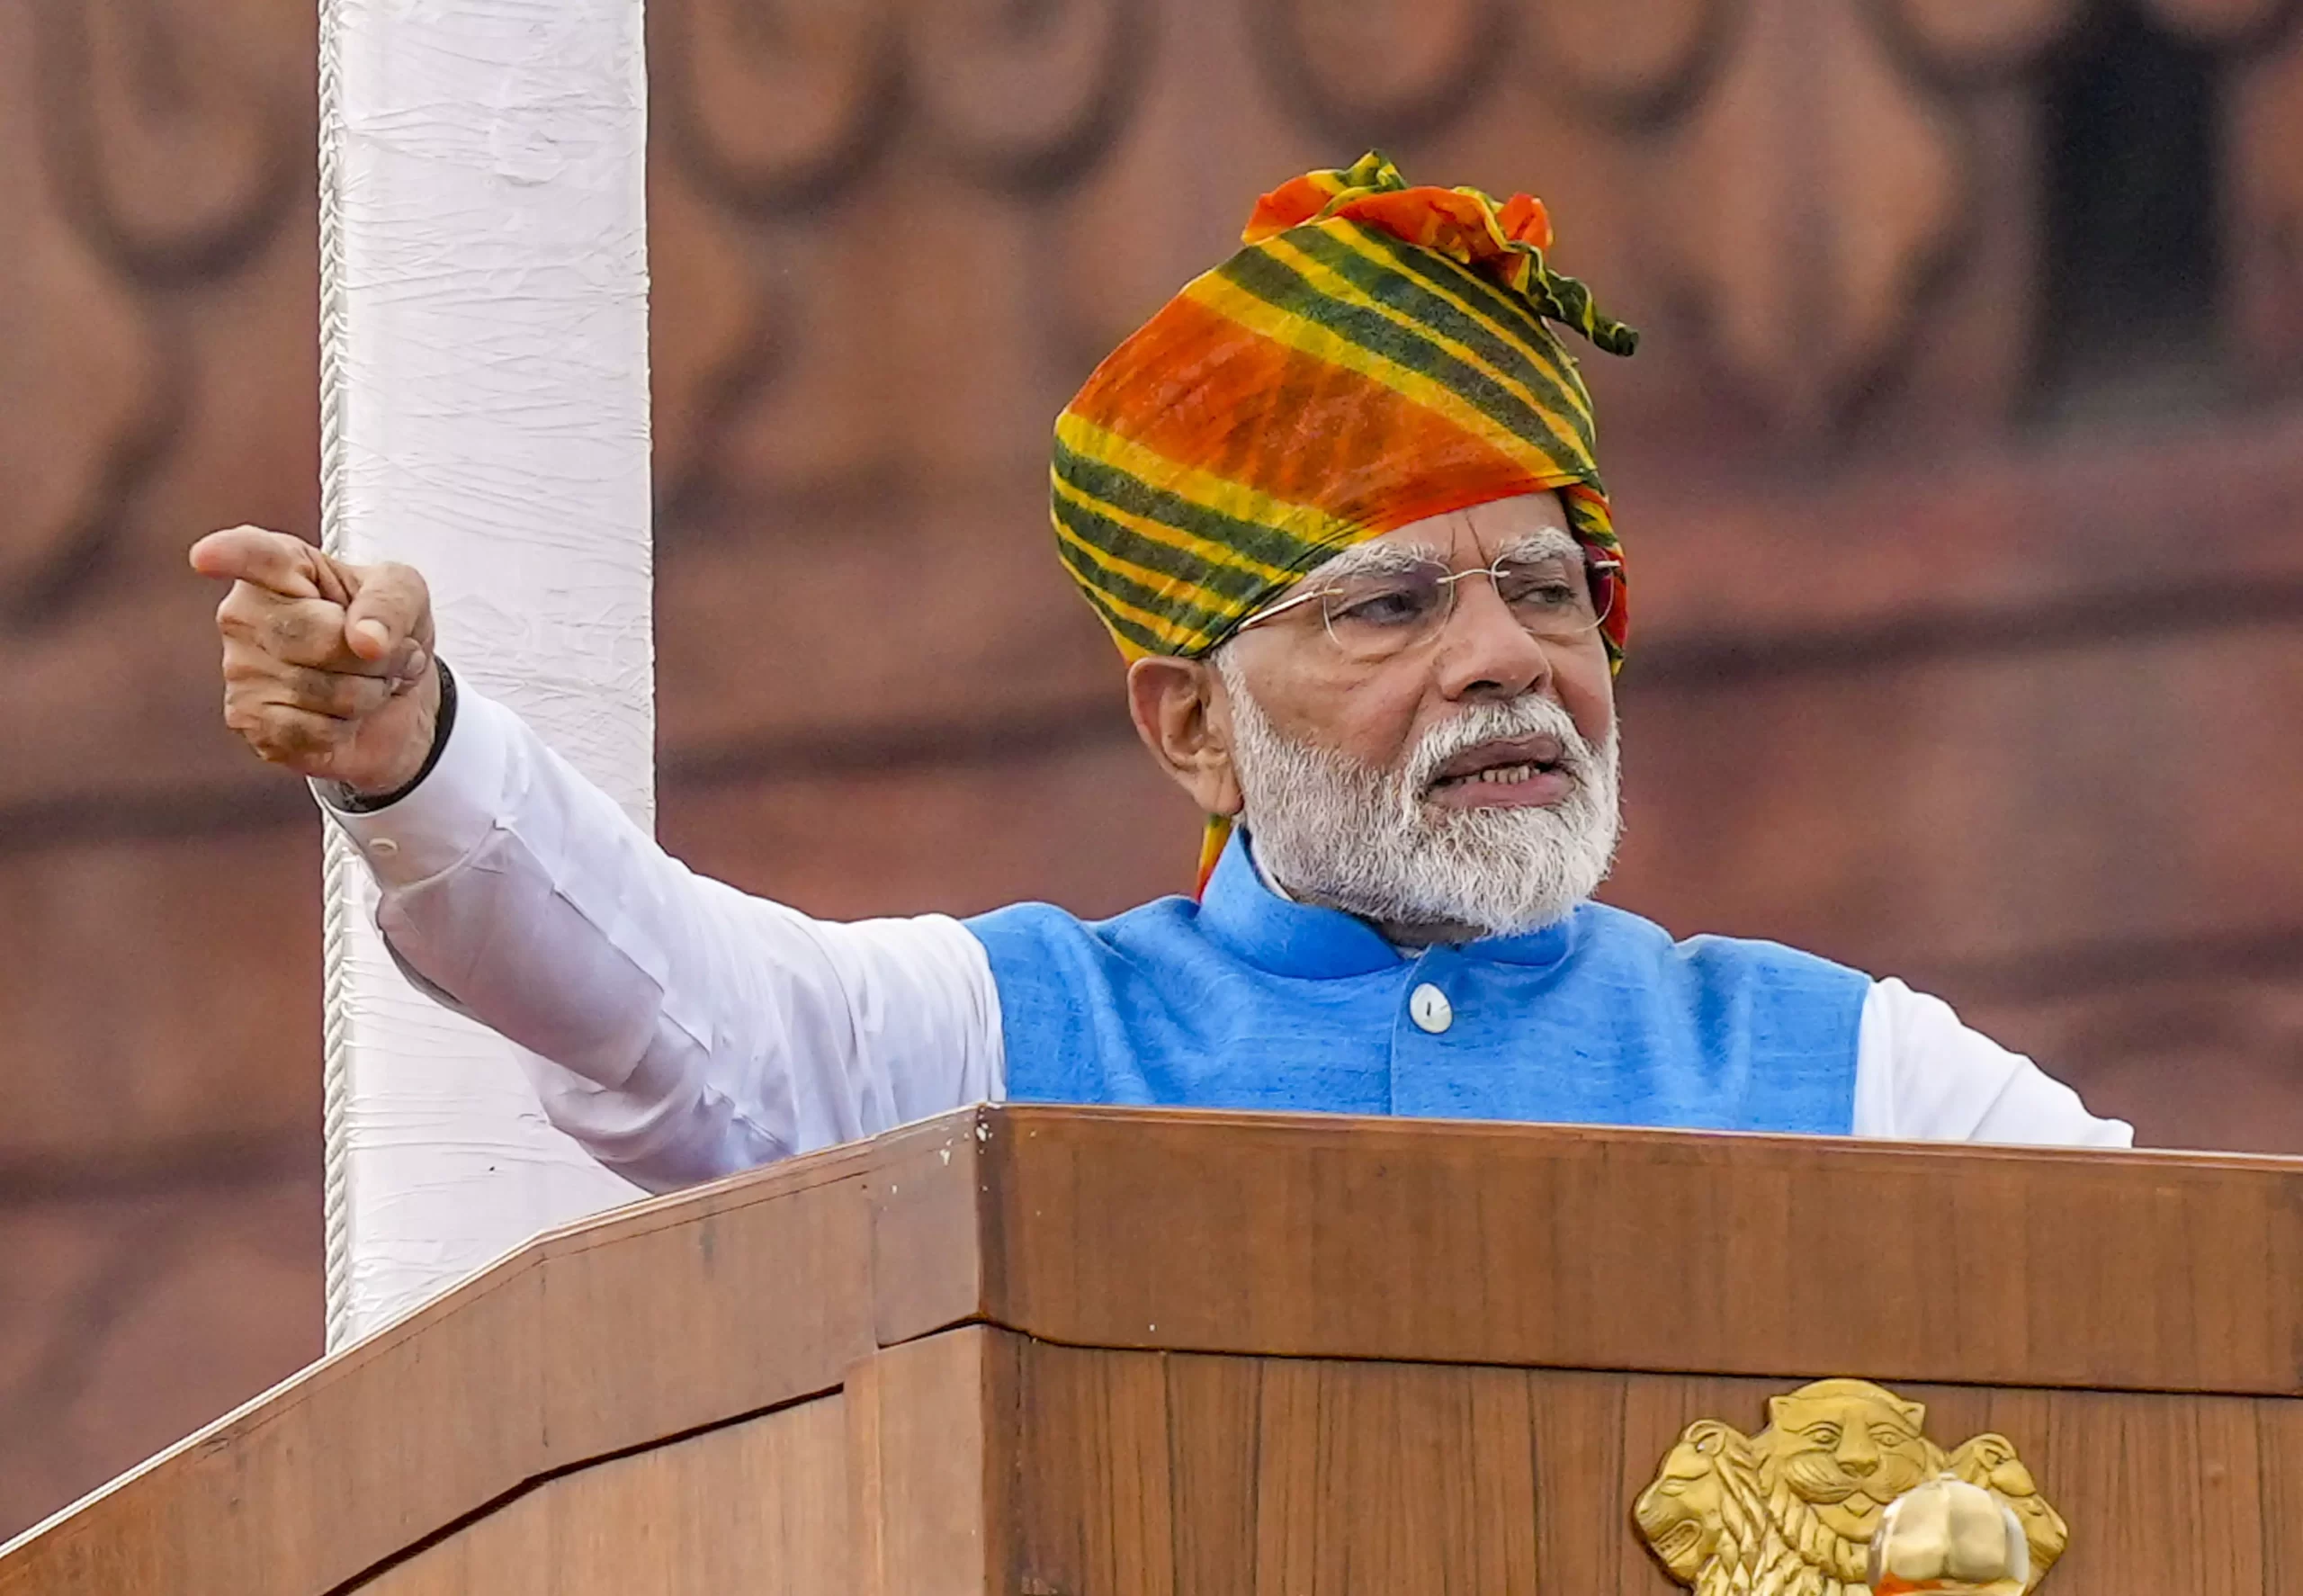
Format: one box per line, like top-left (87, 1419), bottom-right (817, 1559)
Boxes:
top-left (318, 0), bottom-right (654, 1347)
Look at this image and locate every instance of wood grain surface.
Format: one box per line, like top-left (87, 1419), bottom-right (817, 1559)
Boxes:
top-left (979, 1105), bottom-right (2303, 1394)
top-left (320, 1334), bottom-right (2303, 1594)
top-left (5, 1106), bottom-right (2303, 1594)
top-left (289, 1333), bottom-right (2303, 1595)
top-left (849, 1326), bottom-right (1016, 1596)
top-left (1005, 1344), bottom-right (2303, 1596)
top-left (360, 1329), bottom-right (1019, 1596)
top-left (358, 1391), bottom-right (850, 1596)
top-left (0, 1114), bottom-right (985, 1596)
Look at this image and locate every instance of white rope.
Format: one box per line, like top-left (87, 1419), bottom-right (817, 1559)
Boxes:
top-left (315, 0), bottom-right (356, 1352)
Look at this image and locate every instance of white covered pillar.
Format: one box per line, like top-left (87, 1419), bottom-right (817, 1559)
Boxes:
top-left (317, 0), bottom-right (655, 1347)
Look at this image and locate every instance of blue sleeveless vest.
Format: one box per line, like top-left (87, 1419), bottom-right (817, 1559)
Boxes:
top-left (965, 834), bottom-right (1869, 1134)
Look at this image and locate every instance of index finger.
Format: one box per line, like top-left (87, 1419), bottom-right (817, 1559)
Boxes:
top-left (189, 525), bottom-right (328, 600)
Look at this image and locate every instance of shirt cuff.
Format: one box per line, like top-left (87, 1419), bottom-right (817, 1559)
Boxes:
top-left (314, 684), bottom-right (516, 888)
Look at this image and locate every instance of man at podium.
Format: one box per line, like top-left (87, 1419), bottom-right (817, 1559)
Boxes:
top-left (192, 154), bottom-right (2128, 1193)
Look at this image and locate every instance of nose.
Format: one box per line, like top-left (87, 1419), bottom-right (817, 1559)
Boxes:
top-left (1835, 1429), bottom-right (1880, 1478)
top-left (1431, 571), bottom-right (1554, 703)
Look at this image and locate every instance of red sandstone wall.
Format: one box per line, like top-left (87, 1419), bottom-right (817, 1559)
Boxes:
top-left (4, 0), bottom-right (2303, 1540)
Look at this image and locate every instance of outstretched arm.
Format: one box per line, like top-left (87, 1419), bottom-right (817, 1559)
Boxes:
top-left (193, 526), bottom-right (1004, 1191)
top-left (324, 684), bottom-right (1002, 1188)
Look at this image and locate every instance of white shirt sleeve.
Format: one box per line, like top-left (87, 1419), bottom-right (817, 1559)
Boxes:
top-left (321, 690), bottom-right (2131, 1179)
top-left (318, 685), bottom-right (1007, 1192)
top-left (1850, 976), bottom-right (2133, 1146)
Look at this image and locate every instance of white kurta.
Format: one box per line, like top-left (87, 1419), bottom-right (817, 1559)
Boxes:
top-left (320, 686), bottom-right (2134, 1193)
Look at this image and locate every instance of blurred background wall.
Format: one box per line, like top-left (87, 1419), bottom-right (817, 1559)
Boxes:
top-left (3, 0), bottom-right (2301, 1542)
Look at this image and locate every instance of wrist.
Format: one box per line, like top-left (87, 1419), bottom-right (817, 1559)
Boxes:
top-left (339, 659), bottom-right (458, 811)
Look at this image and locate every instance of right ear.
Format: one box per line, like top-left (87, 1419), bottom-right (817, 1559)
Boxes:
top-left (1125, 655), bottom-right (1244, 820)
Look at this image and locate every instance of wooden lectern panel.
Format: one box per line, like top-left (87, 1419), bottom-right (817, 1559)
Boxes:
top-left (361, 1396), bottom-right (850, 1595)
top-left (280, 1323), bottom-right (2303, 1596)
top-left (360, 1328), bottom-right (1015, 1596)
top-left (4, 1106), bottom-right (2302, 1595)
top-left (998, 1336), bottom-right (2299, 1596)
top-left (1018, 1340), bottom-right (1546, 1595)
top-left (344, 1325), bottom-right (2303, 1595)
top-left (970, 1108), bottom-right (2303, 1394)
top-left (0, 1113), bottom-right (983, 1596)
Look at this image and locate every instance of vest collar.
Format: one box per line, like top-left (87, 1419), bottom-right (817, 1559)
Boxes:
top-left (1196, 829), bottom-right (1579, 978)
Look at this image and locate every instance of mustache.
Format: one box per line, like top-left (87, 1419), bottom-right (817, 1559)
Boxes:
top-left (1779, 1452), bottom-right (1922, 1504)
top-left (1403, 696), bottom-right (1595, 798)
top-left (1781, 1455), bottom-right (1866, 1502)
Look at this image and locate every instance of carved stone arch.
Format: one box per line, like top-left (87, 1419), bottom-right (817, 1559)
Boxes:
top-left (904, 0), bottom-right (1148, 193)
top-left (1876, 0), bottom-right (2085, 82)
top-left (0, 324), bottom-right (186, 631)
top-left (29, 0), bottom-right (301, 283)
top-left (1247, 0), bottom-right (1514, 148)
top-left (2224, 2), bottom-right (2303, 391)
top-left (2140, 0), bottom-right (2301, 51)
top-left (6, 0), bottom-right (292, 631)
top-left (1522, 0), bottom-right (1744, 132)
top-left (653, 0), bottom-right (905, 216)
top-left (1880, 0), bottom-right (2299, 82)
top-left (647, 250), bottom-right (798, 543)
top-left (1651, 0), bottom-right (1970, 436)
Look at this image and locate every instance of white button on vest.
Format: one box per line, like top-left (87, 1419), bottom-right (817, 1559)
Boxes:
top-left (1409, 982), bottom-right (1454, 1035)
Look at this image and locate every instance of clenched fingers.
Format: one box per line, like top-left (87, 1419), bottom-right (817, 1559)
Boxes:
top-left (221, 700), bottom-right (358, 779)
top-left (214, 585), bottom-right (427, 679)
top-left (221, 643), bottom-right (399, 721)
top-left (215, 586), bottom-right (357, 669)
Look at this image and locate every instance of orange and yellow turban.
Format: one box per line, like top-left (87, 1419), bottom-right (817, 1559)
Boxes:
top-left (1052, 150), bottom-right (1637, 668)
top-left (1048, 151), bottom-right (1638, 887)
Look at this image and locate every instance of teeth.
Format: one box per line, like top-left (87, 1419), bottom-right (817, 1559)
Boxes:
top-left (1431, 757), bottom-right (1567, 794)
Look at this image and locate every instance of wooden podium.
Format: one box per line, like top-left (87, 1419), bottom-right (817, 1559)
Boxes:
top-left (4, 1105), bottom-right (2300, 1593)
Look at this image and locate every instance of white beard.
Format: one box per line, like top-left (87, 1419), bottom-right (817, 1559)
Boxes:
top-left (1214, 650), bottom-right (1622, 938)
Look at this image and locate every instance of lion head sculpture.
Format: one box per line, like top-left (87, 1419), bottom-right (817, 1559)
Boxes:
top-left (1634, 1419), bottom-right (1751, 1581)
top-left (1947, 1432), bottom-right (2068, 1576)
top-left (1632, 1380), bottom-right (2066, 1596)
top-left (1759, 1380), bottom-right (1941, 1551)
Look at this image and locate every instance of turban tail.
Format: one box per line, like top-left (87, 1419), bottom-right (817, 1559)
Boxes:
top-left (1048, 152), bottom-right (1638, 890)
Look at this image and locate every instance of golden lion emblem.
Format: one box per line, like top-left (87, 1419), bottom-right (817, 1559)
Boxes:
top-left (1633, 1379), bottom-right (2066, 1596)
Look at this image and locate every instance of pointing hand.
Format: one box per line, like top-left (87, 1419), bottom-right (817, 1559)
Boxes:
top-left (190, 525), bottom-right (441, 796)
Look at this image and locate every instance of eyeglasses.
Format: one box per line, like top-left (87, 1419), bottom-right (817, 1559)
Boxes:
top-left (1233, 550), bottom-right (1621, 664)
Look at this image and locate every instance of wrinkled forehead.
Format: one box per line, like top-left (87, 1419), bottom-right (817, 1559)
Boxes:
top-left (1304, 492), bottom-right (1581, 583)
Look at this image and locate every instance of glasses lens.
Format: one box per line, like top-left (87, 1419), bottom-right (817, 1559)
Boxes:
top-left (1492, 553), bottom-right (1609, 640)
top-left (1319, 563), bottom-right (1450, 660)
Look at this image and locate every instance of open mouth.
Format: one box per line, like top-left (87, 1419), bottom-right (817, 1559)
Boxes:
top-left (1651, 1520), bottom-right (1702, 1565)
top-left (1423, 734), bottom-right (1570, 799)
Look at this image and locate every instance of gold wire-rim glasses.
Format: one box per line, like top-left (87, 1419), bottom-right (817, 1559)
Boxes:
top-left (1232, 549), bottom-right (1622, 663)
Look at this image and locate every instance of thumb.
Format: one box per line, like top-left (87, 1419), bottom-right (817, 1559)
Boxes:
top-left (341, 560), bottom-right (433, 672)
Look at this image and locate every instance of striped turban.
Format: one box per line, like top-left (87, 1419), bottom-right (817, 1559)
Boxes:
top-left (1051, 151), bottom-right (1638, 668)
top-left (1048, 152), bottom-right (1638, 889)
